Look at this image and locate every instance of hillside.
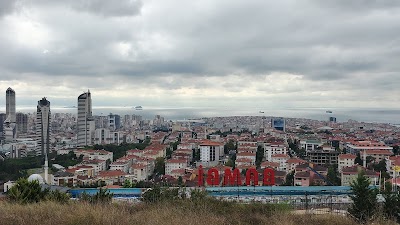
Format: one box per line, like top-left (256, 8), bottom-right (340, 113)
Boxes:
top-left (0, 200), bottom-right (396, 225)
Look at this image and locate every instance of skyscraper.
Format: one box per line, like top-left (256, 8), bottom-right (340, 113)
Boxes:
top-left (77, 91), bottom-right (95, 147)
top-left (36, 97), bottom-right (51, 156)
top-left (4, 88), bottom-right (16, 141)
top-left (5, 87), bottom-right (16, 123)
top-left (16, 112), bottom-right (28, 134)
top-left (0, 113), bottom-right (6, 140)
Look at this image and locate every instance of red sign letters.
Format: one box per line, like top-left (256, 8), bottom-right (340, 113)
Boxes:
top-left (198, 166), bottom-right (275, 186)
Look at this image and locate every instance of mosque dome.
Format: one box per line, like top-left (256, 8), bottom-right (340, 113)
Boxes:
top-left (28, 174), bottom-right (44, 184)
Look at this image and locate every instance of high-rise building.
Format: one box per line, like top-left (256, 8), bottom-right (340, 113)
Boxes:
top-left (0, 113), bottom-right (6, 139)
top-left (36, 97), bottom-right (51, 156)
top-left (16, 112), bottom-right (28, 134)
top-left (5, 87), bottom-right (16, 123)
top-left (271, 118), bottom-right (285, 132)
top-left (77, 91), bottom-right (95, 147)
top-left (4, 88), bottom-right (17, 141)
top-left (108, 113), bottom-right (121, 130)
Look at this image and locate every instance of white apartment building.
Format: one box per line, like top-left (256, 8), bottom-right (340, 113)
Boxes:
top-left (264, 142), bottom-right (287, 161)
top-left (110, 161), bottom-right (130, 173)
top-left (94, 128), bottom-right (123, 145)
top-left (165, 159), bottom-right (187, 175)
top-left (338, 154), bottom-right (356, 172)
top-left (271, 154), bottom-right (290, 171)
top-left (74, 149), bottom-right (113, 162)
top-left (300, 140), bottom-right (323, 152)
top-left (130, 164), bottom-right (149, 181)
top-left (236, 152), bottom-right (256, 165)
top-left (199, 140), bottom-right (223, 164)
top-left (79, 160), bottom-right (107, 175)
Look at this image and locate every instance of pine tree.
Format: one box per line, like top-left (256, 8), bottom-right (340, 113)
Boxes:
top-left (348, 172), bottom-right (378, 224)
top-left (382, 181), bottom-right (400, 223)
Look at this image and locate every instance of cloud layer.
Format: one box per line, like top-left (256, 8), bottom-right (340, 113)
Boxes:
top-left (0, 0), bottom-right (399, 109)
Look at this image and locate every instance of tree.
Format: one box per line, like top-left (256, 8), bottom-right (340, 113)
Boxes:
top-left (327, 165), bottom-right (341, 186)
top-left (393, 145), bottom-right (399, 155)
top-left (154, 157), bottom-right (165, 175)
top-left (224, 140), bottom-right (236, 155)
top-left (177, 176), bottom-right (183, 186)
top-left (91, 188), bottom-right (113, 204)
top-left (166, 147), bottom-right (173, 159)
top-left (371, 159), bottom-right (390, 179)
top-left (7, 178), bottom-right (49, 204)
top-left (355, 153), bottom-right (363, 165)
top-left (255, 146), bottom-right (264, 167)
top-left (382, 182), bottom-right (400, 223)
top-left (225, 159), bottom-right (234, 168)
top-left (282, 171), bottom-right (294, 186)
top-left (123, 179), bottom-right (132, 188)
top-left (46, 189), bottom-right (70, 204)
top-left (79, 188), bottom-right (113, 204)
top-left (348, 172), bottom-right (378, 224)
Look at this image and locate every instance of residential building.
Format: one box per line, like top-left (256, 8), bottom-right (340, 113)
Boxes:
top-left (199, 140), bottom-right (223, 166)
top-left (77, 91), bottom-right (95, 147)
top-left (307, 146), bottom-right (339, 166)
top-left (108, 113), bottom-right (121, 130)
top-left (110, 161), bottom-right (130, 173)
top-left (94, 128), bottom-right (122, 145)
top-left (338, 154), bottom-right (356, 172)
top-left (36, 97), bottom-right (51, 156)
top-left (51, 171), bottom-right (77, 187)
top-left (346, 140), bottom-right (392, 155)
top-left (300, 139), bottom-right (323, 152)
top-left (271, 154), bottom-right (290, 171)
top-left (362, 150), bottom-right (392, 165)
top-left (165, 159), bottom-right (187, 175)
top-left (264, 142), bottom-right (287, 161)
top-left (341, 165), bottom-right (379, 186)
top-left (287, 158), bottom-right (306, 173)
top-left (74, 149), bottom-right (113, 162)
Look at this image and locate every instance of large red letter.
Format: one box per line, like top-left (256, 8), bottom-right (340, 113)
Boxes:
top-left (223, 168), bottom-right (241, 186)
top-left (263, 168), bottom-right (275, 186)
top-left (198, 165), bottom-right (204, 186)
top-left (245, 168), bottom-right (259, 186)
top-left (206, 168), bottom-right (220, 186)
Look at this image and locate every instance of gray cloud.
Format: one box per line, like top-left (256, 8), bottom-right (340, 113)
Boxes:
top-left (0, 0), bottom-right (399, 109)
top-left (0, 0), bottom-right (17, 17)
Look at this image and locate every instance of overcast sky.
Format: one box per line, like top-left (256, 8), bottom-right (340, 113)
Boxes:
top-left (0, 0), bottom-right (399, 109)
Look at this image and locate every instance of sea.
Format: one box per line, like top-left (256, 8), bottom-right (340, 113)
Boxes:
top-left (7, 106), bottom-right (400, 124)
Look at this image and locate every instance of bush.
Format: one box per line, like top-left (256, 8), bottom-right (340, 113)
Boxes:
top-left (79, 188), bottom-right (113, 204)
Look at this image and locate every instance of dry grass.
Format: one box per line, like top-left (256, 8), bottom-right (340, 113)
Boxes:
top-left (0, 200), bottom-right (397, 225)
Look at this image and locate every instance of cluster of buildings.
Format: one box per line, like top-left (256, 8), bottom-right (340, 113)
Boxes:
top-left (1, 88), bottom-right (399, 191)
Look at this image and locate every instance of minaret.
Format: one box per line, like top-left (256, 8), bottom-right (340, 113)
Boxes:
top-left (363, 150), bottom-right (367, 168)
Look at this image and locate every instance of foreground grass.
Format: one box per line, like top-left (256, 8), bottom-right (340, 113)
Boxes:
top-left (0, 200), bottom-right (397, 225)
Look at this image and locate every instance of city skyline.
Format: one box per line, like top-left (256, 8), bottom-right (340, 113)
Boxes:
top-left (0, 1), bottom-right (399, 109)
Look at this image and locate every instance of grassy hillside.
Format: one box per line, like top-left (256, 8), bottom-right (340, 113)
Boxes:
top-left (0, 200), bottom-right (397, 225)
